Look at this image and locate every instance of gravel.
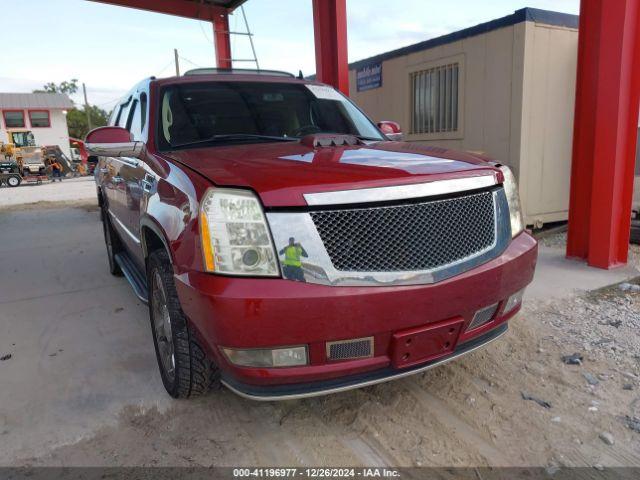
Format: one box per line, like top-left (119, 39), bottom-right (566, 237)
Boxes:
top-left (582, 372), bottom-right (600, 386)
top-left (561, 353), bottom-right (584, 365)
top-left (599, 432), bottom-right (615, 446)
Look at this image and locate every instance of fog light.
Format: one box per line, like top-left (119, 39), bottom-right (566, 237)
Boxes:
top-left (222, 346), bottom-right (308, 367)
top-left (504, 289), bottom-right (525, 314)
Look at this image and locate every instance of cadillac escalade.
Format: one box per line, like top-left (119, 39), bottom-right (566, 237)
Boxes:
top-left (88, 68), bottom-right (537, 400)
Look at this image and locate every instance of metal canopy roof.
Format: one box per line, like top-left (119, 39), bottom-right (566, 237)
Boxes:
top-left (0, 93), bottom-right (74, 110)
top-left (88, 0), bottom-right (249, 20)
top-left (198, 0), bottom-right (247, 9)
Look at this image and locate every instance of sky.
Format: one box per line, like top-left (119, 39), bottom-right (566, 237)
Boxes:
top-left (1, 0), bottom-right (579, 111)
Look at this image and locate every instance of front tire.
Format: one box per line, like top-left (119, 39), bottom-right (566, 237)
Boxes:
top-left (7, 175), bottom-right (21, 187)
top-left (147, 249), bottom-right (218, 398)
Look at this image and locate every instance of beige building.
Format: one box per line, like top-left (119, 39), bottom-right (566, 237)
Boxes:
top-left (349, 8), bottom-right (579, 227)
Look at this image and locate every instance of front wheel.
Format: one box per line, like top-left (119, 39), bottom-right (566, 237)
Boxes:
top-left (147, 249), bottom-right (218, 398)
top-left (7, 175), bottom-right (21, 187)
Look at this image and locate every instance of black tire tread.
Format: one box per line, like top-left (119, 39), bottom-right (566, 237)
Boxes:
top-left (148, 249), bottom-right (218, 398)
top-left (101, 205), bottom-right (123, 277)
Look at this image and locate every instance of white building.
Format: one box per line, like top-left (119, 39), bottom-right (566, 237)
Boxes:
top-left (0, 93), bottom-right (74, 158)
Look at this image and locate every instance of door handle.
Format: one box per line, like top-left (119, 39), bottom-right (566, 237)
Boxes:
top-left (141, 174), bottom-right (155, 193)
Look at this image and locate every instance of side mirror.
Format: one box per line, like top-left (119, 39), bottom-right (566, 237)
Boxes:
top-left (85, 126), bottom-right (143, 157)
top-left (377, 121), bottom-right (403, 141)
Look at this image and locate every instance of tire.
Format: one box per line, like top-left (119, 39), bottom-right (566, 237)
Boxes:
top-left (101, 206), bottom-right (123, 276)
top-left (7, 175), bottom-right (21, 187)
top-left (147, 249), bottom-right (219, 398)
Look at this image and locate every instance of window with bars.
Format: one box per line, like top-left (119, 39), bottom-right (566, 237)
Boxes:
top-left (411, 63), bottom-right (459, 135)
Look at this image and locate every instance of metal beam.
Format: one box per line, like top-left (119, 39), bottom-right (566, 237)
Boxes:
top-left (567, 0), bottom-right (640, 268)
top-left (213, 12), bottom-right (232, 69)
top-left (312, 0), bottom-right (349, 95)
top-left (87, 0), bottom-right (226, 20)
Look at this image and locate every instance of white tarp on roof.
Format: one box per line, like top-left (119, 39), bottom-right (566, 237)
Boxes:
top-left (0, 93), bottom-right (74, 110)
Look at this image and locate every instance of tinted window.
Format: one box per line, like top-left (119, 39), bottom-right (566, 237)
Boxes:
top-left (116, 98), bottom-right (132, 128)
top-left (125, 99), bottom-right (138, 131)
top-left (3, 111), bottom-right (25, 128)
top-left (157, 81), bottom-right (383, 150)
top-left (128, 96), bottom-right (147, 141)
top-left (29, 111), bottom-right (50, 127)
top-left (140, 93), bottom-right (147, 131)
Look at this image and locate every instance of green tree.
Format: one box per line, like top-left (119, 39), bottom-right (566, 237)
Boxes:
top-left (33, 79), bottom-right (79, 95)
top-left (66, 106), bottom-right (110, 140)
top-left (33, 79), bottom-right (109, 139)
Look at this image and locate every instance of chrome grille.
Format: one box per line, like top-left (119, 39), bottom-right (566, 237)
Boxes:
top-left (327, 337), bottom-right (373, 360)
top-left (310, 190), bottom-right (497, 272)
top-left (468, 303), bottom-right (499, 331)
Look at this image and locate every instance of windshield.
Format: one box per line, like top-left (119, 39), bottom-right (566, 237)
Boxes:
top-left (157, 81), bottom-right (384, 150)
top-left (11, 132), bottom-right (36, 148)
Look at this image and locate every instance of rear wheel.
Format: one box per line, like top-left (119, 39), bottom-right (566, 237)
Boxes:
top-left (101, 205), bottom-right (123, 276)
top-left (147, 249), bottom-right (218, 398)
top-left (7, 175), bottom-right (20, 187)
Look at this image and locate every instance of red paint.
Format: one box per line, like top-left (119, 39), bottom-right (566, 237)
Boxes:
top-left (167, 143), bottom-right (500, 207)
top-left (567, 0), bottom-right (640, 268)
top-left (213, 12), bottom-right (232, 69)
top-left (312, 0), bottom-right (349, 95)
top-left (85, 126), bottom-right (133, 143)
top-left (70, 138), bottom-right (89, 164)
top-left (2, 110), bottom-right (25, 129)
top-left (95, 74), bottom-right (538, 393)
top-left (377, 121), bottom-right (401, 135)
top-left (390, 317), bottom-right (465, 369)
top-left (27, 110), bottom-right (51, 128)
top-left (174, 233), bottom-right (537, 386)
top-left (87, 0), bottom-right (226, 20)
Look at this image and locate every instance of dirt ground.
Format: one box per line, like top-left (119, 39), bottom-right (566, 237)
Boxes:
top-left (20, 295), bottom-right (640, 468)
top-left (2, 196), bottom-right (640, 468)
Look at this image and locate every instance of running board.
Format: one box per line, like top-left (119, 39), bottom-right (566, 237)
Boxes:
top-left (114, 252), bottom-right (149, 304)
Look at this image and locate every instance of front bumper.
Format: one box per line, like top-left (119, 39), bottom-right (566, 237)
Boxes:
top-left (174, 232), bottom-right (537, 397)
top-left (221, 323), bottom-right (508, 400)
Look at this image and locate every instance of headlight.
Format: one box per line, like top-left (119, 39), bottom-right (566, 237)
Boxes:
top-left (199, 188), bottom-right (279, 276)
top-left (222, 346), bottom-right (308, 367)
top-left (498, 165), bottom-right (524, 237)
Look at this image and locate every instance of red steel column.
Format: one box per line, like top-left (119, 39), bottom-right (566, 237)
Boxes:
top-left (213, 12), bottom-right (232, 69)
top-left (312, 0), bottom-right (349, 95)
top-left (566, 0), bottom-right (640, 268)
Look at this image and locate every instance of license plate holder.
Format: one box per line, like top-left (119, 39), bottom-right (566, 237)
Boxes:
top-left (390, 317), bottom-right (464, 369)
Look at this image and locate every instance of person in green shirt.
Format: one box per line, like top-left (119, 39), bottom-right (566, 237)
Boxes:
top-left (279, 237), bottom-right (308, 282)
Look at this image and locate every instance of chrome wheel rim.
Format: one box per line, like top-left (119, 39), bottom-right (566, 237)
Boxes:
top-left (8, 177), bottom-right (18, 186)
top-left (152, 271), bottom-right (175, 382)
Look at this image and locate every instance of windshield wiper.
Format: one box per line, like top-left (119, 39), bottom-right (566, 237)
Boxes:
top-left (171, 134), bottom-right (297, 149)
top-left (353, 135), bottom-right (384, 142)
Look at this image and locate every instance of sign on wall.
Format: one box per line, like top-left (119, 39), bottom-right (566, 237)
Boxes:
top-left (356, 62), bottom-right (382, 92)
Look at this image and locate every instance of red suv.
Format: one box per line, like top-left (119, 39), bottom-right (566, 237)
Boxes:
top-left (88, 68), bottom-right (537, 400)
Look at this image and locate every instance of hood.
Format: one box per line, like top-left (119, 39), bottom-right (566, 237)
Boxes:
top-left (163, 141), bottom-right (500, 207)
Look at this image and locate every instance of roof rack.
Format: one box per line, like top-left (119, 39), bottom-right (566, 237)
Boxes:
top-left (184, 68), bottom-right (295, 78)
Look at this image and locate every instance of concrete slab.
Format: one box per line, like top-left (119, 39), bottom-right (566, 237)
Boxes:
top-left (526, 244), bottom-right (640, 301)
top-left (0, 205), bottom-right (171, 463)
top-left (0, 176), bottom-right (96, 209)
